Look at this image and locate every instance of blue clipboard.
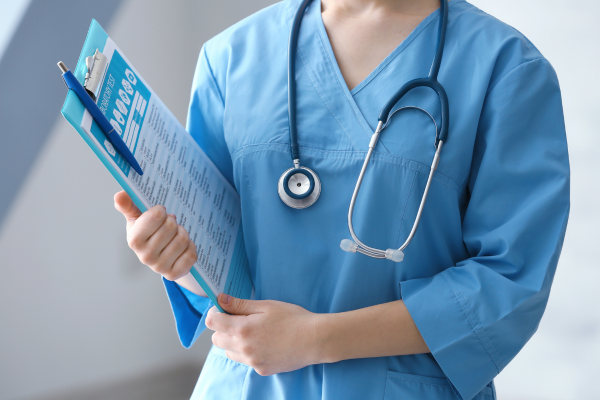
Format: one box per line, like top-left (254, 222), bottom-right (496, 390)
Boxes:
top-left (60, 20), bottom-right (253, 313)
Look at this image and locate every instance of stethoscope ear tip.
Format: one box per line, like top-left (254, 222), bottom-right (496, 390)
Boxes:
top-left (385, 249), bottom-right (404, 262)
top-left (340, 240), bottom-right (404, 262)
top-left (340, 239), bottom-right (358, 253)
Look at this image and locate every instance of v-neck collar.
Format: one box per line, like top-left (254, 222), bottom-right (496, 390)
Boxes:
top-left (285, 0), bottom-right (461, 152)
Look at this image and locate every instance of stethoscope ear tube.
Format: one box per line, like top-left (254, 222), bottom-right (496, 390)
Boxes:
top-left (288, 0), bottom-right (313, 163)
top-left (377, 0), bottom-right (449, 146)
top-left (341, 0), bottom-right (450, 261)
top-left (281, 0), bottom-right (321, 209)
top-left (342, 140), bottom-right (444, 262)
top-left (284, 0), bottom-right (450, 261)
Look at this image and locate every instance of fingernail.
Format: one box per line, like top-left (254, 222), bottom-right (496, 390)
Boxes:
top-left (169, 214), bottom-right (176, 220)
top-left (222, 294), bottom-right (231, 304)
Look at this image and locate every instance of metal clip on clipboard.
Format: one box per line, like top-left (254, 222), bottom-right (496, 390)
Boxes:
top-left (57, 50), bottom-right (144, 175)
top-left (84, 49), bottom-right (108, 102)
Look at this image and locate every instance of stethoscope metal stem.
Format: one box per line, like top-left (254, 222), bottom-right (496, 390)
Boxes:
top-left (347, 122), bottom-right (386, 258)
top-left (346, 138), bottom-right (444, 261)
top-left (400, 141), bottom-right (442, 251)
top-left (278, 0), bottom-right (321, 210)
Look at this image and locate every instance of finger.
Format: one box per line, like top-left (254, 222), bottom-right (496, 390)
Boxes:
top-left (157, 225), bottom-right (190, 275)
top-left (145, 214), bottom-right (179, 261)
top-left (206, 305), bottom-right (219, 320)
top-left (211, 331), bottom-right (238, 352)
top-left (168, 240), bottom-right (198, 281)
top-left (114, 191), bottom-right (142, 227)
top-left (218, 294), bottom-right (265, 316)
top-left (205, 306), bottom-right (246, 334)
top-left (128, 205), bottom-right (168, 248)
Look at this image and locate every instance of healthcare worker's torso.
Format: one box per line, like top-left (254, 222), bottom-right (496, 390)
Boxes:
top-left (162, 0), bottom-right (570, 399)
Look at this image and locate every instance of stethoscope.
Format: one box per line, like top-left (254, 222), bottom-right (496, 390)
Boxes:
top-left (278, 0), bottom-right (449, 262)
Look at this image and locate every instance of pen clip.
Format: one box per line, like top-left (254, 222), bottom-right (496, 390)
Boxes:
top-left (84, 49), bottom-right (108, 102)
top-left (57, 60), bottom-right (144, 176)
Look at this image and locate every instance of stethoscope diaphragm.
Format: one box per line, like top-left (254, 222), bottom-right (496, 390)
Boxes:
top-left (278, 166), bottom-right (321, 209)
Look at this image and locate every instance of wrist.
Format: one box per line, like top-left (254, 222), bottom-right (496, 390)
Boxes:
top-left (175, 273), bottom-right (208, 297)
top-left (309, 312), bottom-right (342, 365)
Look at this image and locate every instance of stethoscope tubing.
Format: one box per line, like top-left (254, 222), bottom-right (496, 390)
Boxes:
top-left (288, 0), bottom-right (313, 164)
top-left (278, 0), bottom-right (321, 209)
top-left (346, 0), bottom-right (449, 260)
top-left (378, 0), bottom-right (449, 143)
top-left (285, 0), bottom-right (450, 261)
top-left (347, 120), bottom-right (444, 258)
top-left (379, 78), bottom-right (449, 144)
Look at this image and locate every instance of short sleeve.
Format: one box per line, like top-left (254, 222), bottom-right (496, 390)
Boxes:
top-left (401, 59), bottom-right (570, 400)
top-left (163, 44), bottom-right (230, 348)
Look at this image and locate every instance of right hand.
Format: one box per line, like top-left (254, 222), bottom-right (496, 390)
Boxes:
top-left (114, 190), bottom-right (198, 281)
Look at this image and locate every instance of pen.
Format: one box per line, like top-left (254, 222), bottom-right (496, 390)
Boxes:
top-left (57, 61), bottom-right (144, 175)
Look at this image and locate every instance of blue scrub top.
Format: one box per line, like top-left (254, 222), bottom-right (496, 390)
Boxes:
top-left (162, 1), bottom-right (570, 399)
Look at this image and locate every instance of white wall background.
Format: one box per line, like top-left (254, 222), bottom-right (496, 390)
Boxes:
top-left (468, 1), bottom-right (599, 399)
top-left (0, 1), bottom-right (597, 399)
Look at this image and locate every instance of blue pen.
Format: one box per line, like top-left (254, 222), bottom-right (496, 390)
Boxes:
top-left (57, 61), bottom-right (144, 175)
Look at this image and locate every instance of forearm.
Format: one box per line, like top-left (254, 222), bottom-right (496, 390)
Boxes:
top-left (315, 300), bottom-right (429, 364)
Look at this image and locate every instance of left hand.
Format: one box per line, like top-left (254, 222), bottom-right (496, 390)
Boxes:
top-left (205, 294), bottom-right (322, 376)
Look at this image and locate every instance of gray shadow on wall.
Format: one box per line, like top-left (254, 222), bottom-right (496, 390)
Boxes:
top-left (16, 363), bottom-right (201, 400)
top-left (0, 0), bottom-right (122, 227)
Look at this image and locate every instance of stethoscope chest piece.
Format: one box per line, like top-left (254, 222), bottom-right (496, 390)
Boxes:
top-left (278, 166), bottom-right (321, 209)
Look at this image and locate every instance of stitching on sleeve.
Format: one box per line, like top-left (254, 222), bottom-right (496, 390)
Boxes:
top-left (440, 272), bottom-right (504, 373)
top-left (202, 46), bottom-right (225, 105)
top-left (487, 58), bottom-right (545, 94)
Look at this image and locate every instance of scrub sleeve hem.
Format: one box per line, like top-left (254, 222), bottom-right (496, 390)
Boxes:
top-left (401, 271), bottom-right (498, 400)
top-left (163, 277), bottom-right (213, 348)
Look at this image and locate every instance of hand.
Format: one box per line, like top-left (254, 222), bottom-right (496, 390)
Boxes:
top-left (206, 294), bottom-right (323, 376)
top-left (113, 191), bottom-right (198, 281)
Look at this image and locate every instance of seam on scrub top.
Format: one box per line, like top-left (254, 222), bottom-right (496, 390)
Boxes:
top-left (386, 375), bottom-right (452, 389)
top-left (485, 58), bottom-right (545, 95)
top-left (351, 0), bottom-right (464, 96)
top-left (231, 142), bottom-right (466, 194)
top-left (312, 2), bottom-right (387, 148)
top-left (439, 272), bottom-right (503, 373)
top-left (383, 376), bottom-right (389, 400)
top-left (202, 45), bottom-right (225, 105)
top-left (384, 357), bottom-right (390, 396)
top-left (240, 361), bottom-right (253, 400)
top-left (294, 30), bottom-right (361, 152)
top-left (395, 170), bottom-right (418, 248)
top-left (350, 8), bottom-right (439, 96)
top-left (239, 145), bottom-right (263, 286)
top-left (240, 146), bottom-right (257, 214)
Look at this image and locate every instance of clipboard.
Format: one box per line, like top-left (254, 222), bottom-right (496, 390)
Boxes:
top-left (60, 20), bottom-right (253, 312)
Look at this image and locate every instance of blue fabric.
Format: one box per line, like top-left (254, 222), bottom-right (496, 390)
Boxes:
top-left (165, 0), bottom-right (570, 399)
top-left (163, 278), bottom-right (212, 348)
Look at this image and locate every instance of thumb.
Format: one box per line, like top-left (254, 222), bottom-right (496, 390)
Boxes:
top-left (114, 190), bottom-right (142, 227)
top-left (218, 293), bottom-right (262, 316)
